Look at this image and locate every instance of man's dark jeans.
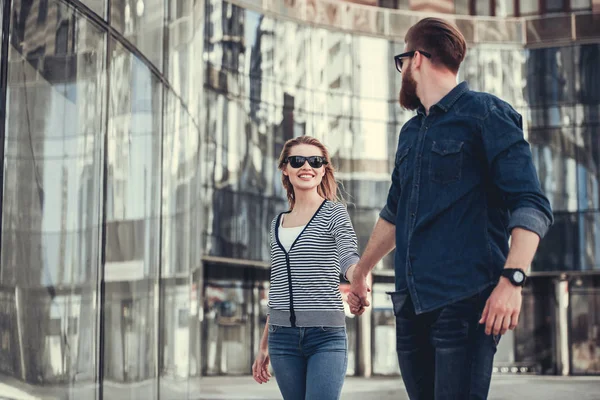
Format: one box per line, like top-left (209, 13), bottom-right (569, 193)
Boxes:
top-left (389, 285), bottom-right (499, 400)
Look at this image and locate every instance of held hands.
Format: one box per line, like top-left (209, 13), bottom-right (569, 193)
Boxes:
top-left (479, 277), bottom-right (523, 336)
top-left (347, 268), bottom-right (371, 316)
top-left (252, 349), bottom-right (271, 384)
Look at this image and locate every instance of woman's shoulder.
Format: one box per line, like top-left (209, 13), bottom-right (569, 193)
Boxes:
top-left (325, 200), bottom-right (349, 216)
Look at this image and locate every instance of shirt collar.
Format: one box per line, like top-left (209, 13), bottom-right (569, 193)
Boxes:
top-left (417, 81), bottom-right (470, 116)
top-left (435, 81), bottom-right (470, 112)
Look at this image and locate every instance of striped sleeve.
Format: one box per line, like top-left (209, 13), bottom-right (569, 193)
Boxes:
top-left (331, 203), bottom-right (360, 280)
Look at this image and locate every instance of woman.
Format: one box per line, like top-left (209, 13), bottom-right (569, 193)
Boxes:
top-left (252, 136), bottom-right (360, 400)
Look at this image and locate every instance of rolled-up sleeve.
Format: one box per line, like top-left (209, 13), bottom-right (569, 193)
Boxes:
top-left (332, 204), bottom-right (361, 280)
top-left (481, 104), bottom-right (554, 239)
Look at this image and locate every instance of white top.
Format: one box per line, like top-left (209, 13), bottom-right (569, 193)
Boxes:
top-left (278, 216), bottom-right (305, 252)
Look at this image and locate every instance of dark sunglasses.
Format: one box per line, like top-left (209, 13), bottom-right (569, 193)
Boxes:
top-left (285, 155), bottom-right (328, 169)
top-left (394, 50), bottom-right (432, 73)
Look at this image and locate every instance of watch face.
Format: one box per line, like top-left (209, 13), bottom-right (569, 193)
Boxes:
top-left (513, 271), bottom-right (525, 283)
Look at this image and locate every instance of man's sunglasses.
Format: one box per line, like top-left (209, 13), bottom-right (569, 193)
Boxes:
top-left (394, 50), bottom-right (432, 73)
top-left (284, 156), bottom-right (328, 169)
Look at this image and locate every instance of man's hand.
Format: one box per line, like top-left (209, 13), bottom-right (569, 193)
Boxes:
top-left (479, 277), bottom-right (523, 336)
top-left (348, 271), bottom-right (371, 315)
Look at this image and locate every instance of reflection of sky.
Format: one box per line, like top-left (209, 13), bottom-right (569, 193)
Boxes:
top-left (244, 10), bottom-right (260, 49)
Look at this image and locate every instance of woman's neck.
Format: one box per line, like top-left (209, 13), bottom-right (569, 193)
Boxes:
top-left (292, 190), bottom-right (324, 212)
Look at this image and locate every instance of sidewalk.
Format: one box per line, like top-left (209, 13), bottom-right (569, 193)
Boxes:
top-left (2, 374), bottom-right (599, 400)
top-left (190, 375), bottom-right (600, 400)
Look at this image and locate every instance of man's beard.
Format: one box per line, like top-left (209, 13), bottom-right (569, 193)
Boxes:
top-left (399, 67), bottom-right (422, 111)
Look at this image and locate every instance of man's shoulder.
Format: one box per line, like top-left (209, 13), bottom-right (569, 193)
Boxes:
top-left (399, 114), bottom-right (421, 134)
top-left (457, 90), bottom-right (518, 120)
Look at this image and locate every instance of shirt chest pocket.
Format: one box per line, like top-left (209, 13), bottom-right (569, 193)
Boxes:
top-left (430, 140), bottom-right (464, 184)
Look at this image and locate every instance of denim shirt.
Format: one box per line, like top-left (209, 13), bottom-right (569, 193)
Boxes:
top-left (380, 82), bottom-right (553, 314)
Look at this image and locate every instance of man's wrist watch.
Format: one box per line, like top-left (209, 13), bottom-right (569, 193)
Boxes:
top-left (501, 268), bottom-right (527, 287)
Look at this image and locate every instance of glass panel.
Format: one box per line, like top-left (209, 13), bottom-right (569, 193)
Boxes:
top-left (1, 0), bottom-right (105, 397)
top-left (496, 0), bottom-right (515, 16)
top-left (576, 44), bottom-right (600, 107)
top-left (371, 283), bottom-right (400, 375)
top-left (525, 47), bottom-right (575, 108)
top-left (162, 0), bottom-right (205, 395)
top-left (454, 0), bottom-right (470, 14)
top-left (576, 125), bottom-right (600, 211)
top-left (575, 18), bottom-right (600, 47)
top-left (159, 90), bottom-right (196, 399)
top-left (570, 277), bottom-right (600, 374)
top-left (579, 211), bottom-right (600, 270)
top-left (103, 39), bottom-right (162, 399)
top-left (476, 0), bottom-right (491, 15)
top-left (546, 0), bottom-right (565, 12)
top-left (520, 0), bottom-right (539, 14)
top-left (514, 279), bottom-right (558, 374)
top-left (532, 213), bottom-right (579, 271)
top-left (203, 280), bottom-right (253, 375)
top-left (526, 16), bottom-right (572, 43)
top-left (82, 0), bottom-right (106, 18)
top-left (570, 0), bottom-right (592, 10)
top-left (110, 0), bottom-right (164, 70)
top-left (530, 129), bottom-right (578, 213)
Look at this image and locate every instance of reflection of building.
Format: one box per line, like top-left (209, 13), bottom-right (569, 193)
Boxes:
top-left (1, 0), bottom-right (600, 397)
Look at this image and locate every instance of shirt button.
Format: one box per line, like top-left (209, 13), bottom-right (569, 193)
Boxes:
top-left (411, 212), bottom-right (415, 217)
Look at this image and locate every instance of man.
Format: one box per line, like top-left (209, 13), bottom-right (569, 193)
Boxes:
top-left (347, 18), bottom-right (553, 399)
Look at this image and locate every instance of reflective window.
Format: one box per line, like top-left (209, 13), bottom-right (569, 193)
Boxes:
top-left (576, 125), bottom-right (600, 211)
top-left (571, 0), bottom-right (592, 10)
top-left (578, 212), bottom-right (600, 270)
top-left (530, 129), bottom-right (578, 213)
top-left (519, 0), bottom-right (539, 14)
top-left (546, 0), bottom-right (566, 12)
top-left (110, 0), bottom-right (164, 70)
top-left (203, 280), bottom-right (253, 375)
top-left (454, 0), bottom-right (470, 14)
top-left (570, 277), bottom-right (600, 374)
top-left (533, 213), bottom-right (579, 271)
top-left (525, 47), bottom-right (575, 108)
top-left (371, 283), bottom-right (400, 375)
top-left (82, 0), bottom-right (105, 17)
top-left (1, 0), bottom-right (106, 395)
top-left (103, 39), bottom-right (162, 398)
top-left (496, 0), bottom-right (515, 16)
top-left (514, 281), bottom-right (558, 374)
top-left (476, 0), bottom-right (491, 16)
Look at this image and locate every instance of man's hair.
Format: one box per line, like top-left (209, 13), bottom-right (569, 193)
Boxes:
top-left (405, 17), bottom-right (467, 74)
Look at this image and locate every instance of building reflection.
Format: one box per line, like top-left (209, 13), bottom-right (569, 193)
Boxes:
top-left (0, 0), bottom-right (599, 398)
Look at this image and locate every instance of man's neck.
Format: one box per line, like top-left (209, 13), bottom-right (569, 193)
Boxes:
top-left (418, 74), bottom-right (459, 115)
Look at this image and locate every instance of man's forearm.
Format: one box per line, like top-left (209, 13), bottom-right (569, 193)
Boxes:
top-left (355, 217), bottom-right (396, 277)
top-left (505, 227), bottom-right (540, 274)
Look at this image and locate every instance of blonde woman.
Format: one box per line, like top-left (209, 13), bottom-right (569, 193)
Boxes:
top-left (252, 136), bottom-right (360, 400)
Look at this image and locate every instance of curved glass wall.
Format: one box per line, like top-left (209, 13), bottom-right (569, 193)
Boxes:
top-left (0, 0), bottom-right (599, 396)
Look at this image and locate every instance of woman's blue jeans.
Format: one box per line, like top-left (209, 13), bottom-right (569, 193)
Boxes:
top-left (268, 325), bottom-right (348, 400)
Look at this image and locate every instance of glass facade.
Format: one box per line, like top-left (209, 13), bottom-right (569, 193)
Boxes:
top-left (0, 0), bottom-right (599, 396)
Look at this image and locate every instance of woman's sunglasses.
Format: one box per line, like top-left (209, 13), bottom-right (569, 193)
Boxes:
top-left (285, 156), bottom-right (328, 169)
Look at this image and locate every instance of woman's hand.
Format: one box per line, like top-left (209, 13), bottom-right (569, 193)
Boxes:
top-left (252, 349), bottom-right (271, 384)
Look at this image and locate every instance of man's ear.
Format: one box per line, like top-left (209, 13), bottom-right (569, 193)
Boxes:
top-left (414, 51), bottom-right (424, 69)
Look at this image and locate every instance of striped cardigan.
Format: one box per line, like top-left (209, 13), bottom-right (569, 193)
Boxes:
top-left (268, 200), bottom-right (360, 327)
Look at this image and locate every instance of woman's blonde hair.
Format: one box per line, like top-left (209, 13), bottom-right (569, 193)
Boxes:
top-left (278, 136), bottom-right (341, 209)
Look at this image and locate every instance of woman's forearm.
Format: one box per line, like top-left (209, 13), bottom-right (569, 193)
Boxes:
top-left (260, 316), bottom-right (270, 351)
